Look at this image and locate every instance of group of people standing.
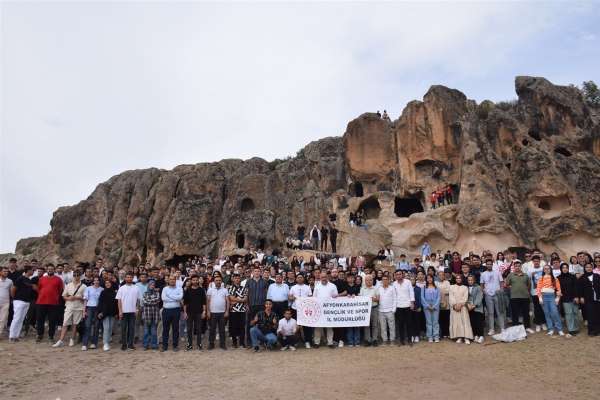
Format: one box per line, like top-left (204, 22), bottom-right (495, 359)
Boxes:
top-left (292, 223), bottom-right (338, 253)
top-left (0, 248), bottom-right (599, 354)
top-left (430, 185), bottom-right (454, 209)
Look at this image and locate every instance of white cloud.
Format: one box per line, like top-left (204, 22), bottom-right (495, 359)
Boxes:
top-left (1, 2), bottom-right (599, 252)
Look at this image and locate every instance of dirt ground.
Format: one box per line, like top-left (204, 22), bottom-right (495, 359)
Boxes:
top-left (1, 334), bottom-right (599, 400)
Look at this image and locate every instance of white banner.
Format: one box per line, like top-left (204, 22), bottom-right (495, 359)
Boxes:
top-left (296, 296), bottom-right (372, 327)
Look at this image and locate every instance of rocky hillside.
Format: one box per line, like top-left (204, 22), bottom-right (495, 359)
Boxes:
top-left (13, 76), bottom-right (600, 265)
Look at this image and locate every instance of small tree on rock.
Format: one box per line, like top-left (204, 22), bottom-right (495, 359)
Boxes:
top-left (582, 80), bottom-right (600, 107)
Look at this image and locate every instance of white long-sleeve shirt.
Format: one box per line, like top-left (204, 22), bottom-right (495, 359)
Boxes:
top-left (393, 279), bottom-right (415, 308)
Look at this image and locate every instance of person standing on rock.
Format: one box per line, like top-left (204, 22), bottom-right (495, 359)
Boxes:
top-left (329, 225), bottom-right (338, 254)
top-left (309, 225), bottom-right (321, 250)
top-left (297, 225), bottom-right (305, 242)
top-left (320, 225), bottom-right (329, 252)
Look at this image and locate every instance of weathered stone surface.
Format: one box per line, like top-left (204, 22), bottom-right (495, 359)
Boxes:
top-left (13, 77), bottom-right (600, 264)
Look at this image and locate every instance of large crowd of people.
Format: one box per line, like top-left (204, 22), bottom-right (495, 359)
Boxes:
top-left (0, 247), bottom-right (599, 354)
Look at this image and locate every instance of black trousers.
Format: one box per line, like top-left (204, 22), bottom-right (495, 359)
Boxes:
top-left (209, 313), bottom-right (226, 348)
top-left (333, 327), bottom-right (346, 342)
top-left (510, 298), bottom-right (531, 328)
top-left (531, 296), bottom-right (546, 325)
top-left (439, 309), bottom-right (450, 337)
top-left (410, 310), bottom-right (424, 337)
top-left (229, 312), bottom-right (246, 345)
top-left (279, 334), bottom-right (299, 347)
top-left (187, 312), bottom-right (203, 347)
top-left (321, 237), bottom-right (328, 251)
top-left (121, 312), bottom-right (136, 348)
top-left (469, 310), bottom-right (484, 337)
top-left (395, 307), bottom-right (412, 343)
top-left (330, 236), bottom-right (337, 253)
top-left (585, 301), bottom-right (600, 336)
top-left (36, 304), bottom-right (60, 339)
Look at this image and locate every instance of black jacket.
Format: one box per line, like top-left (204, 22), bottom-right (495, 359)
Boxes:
top-left (558, 272), bottom-right (578, 302)
top-left (98, 287), bottom-right (118, 317)
top-left (578, 273), bottom-right (600, 302)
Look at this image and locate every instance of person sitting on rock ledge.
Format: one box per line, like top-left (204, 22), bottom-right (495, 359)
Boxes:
top-left (382, 110), bottom-right (390, 120)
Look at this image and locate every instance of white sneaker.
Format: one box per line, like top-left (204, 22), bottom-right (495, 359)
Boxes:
top-left (347, 344), bottom-right (354, 348)
top-left (428, 338), bottom-right (433, 343)
top-left (547, 331), bottom-right (554, 336)
top-left (289, 345), bottom-right (296, 351)
top-left (526, 328), bottom-right (535, 334)
top-left (565, 333), bottom-right (572, 338)
top-left (103, 344), bottom-right (110, 351)
top-left (81, 345), bottom-right (87, 351)
top-left (558, 331), bottom-right (565, 336)
top-left (413, 337), bottom-right (419, 343)
top-left (280, 345), bottom-right (288, 351)
top-left (304, 342), bottom-right (311, 349)
top-left (535, 325), bottom-right (541, 332)
top-left (68, 338), bottom-right (75, 347)
top-left (52, 340), bottom-right (64, 348)
top-left (542, 324), bottom-right (548, 331)
top-left (465, 339), bottom-right (471, 345)
top-left (434, 338), bottom-right (440, 343)
top-left (338, 341), bottom-right (344, 348)
top-left (487, 330), bottom-right (495, 336)
top-left (456, 338), bottom-right (463, 344)
top-left (477, 336), bottom-right (485, 344)
top-left (89, 344), bottom-right (96, 349)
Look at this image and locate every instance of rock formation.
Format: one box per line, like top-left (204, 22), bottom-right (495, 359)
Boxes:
top-left (10, 76), bottom-right (600, 265)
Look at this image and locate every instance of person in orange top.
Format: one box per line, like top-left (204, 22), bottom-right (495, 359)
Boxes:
top-left (536, 265), bottom-right (564, 336)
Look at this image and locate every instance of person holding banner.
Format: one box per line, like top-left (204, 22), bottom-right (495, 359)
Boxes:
top-left (312, 271), bottom-right (338, 348)
top-left (360, 274), bottom-right (379, 346)
top-left (288, 274), bottom-right (313, 348)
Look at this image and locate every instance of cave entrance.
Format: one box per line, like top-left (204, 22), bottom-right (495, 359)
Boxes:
top-left (394, 195), bottom-right (424, 218)
top-left (507, 247), bottom-right (529, 261)
top-left (241, 198), bottom-right (255, 212)
top-left (236, 230), bottom-right (245, 249)
top-left (165, 254), bottom-right (197, 267)
top-left (358, 196), bottom-right (381, 220)
top-left (258, 238), bottom-right (266, 250)
top-left (349, 182), bottom-right (364, 197)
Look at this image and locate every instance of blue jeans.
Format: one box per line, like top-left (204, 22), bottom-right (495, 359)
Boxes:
top-left (83, 306), bottom-right (99, 346)
top-left (346, 327), bottom-right (360, 345)
top-left (102, 316), bottom-right (115, 345)
top-left (144, 320), bottom-right (158, 349)
top-left (562, 301), bottom-right (579, 333)
top-left (162, 307), bottom-right (181, 350)
top-left (541, 293), bottom-right (562, 332)
top-left (424, 307), bottom-right (440, 340)
top-left (250, 326), bottom-right (277, 348)
top-left (485, 293), bottom-right (505, 332)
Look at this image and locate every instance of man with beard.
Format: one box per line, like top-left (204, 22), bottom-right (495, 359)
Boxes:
top-left (35, 264), bottom-right (64, 342)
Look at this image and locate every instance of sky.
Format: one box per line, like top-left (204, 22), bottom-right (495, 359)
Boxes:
top-left (1, 1), bottom-right (599, 253)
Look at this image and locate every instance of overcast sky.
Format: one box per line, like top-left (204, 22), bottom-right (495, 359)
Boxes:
top-left (1, 2), bottom-right (599, 253)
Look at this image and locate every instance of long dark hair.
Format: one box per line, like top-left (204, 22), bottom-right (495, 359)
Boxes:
top-left (542, 265), bottom-right (556, 287)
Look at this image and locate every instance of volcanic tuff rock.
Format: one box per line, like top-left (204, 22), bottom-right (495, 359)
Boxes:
top-left (13, 77), bottom-right (600, 265)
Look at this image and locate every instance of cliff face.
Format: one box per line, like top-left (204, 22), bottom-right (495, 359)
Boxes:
top-left (15, 77), bottom-right (600, 264)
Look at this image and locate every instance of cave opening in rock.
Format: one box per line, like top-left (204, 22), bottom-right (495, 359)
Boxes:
top-left (258, 238), bottom-right (266, 250)
top-left (554, 146), bottom-right (573, 157)
top-left (394, 196), bottom-right (424, 218)
top-left (538, 200), bottom-right (551, 210)
top-left (534, 195), bottom-right (572, 218)
top-left (358, 196), bottom-right (381, 219)
top-left (165, 254), bottom-right (197, 267)
top-left (241, 198), bottom-right (255, 212)
top-left (349, 182), bottom-right (364, 197)
top-left (507, 246), bottom-right (530, 261)
top-left (236, 230), bottom-right (245, 248)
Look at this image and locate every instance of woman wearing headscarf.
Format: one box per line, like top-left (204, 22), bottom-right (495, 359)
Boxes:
top-left (578, 262), bottom-right (600, 336)
top-left (557, 263), bottom-right (579, 337)
top-left (449, 274), bottom-right (473, 344)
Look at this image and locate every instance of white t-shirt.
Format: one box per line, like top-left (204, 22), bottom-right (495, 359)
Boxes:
top-left (207, 286), bottom-right (228, 313)
top-left (0, 277), bottom-right (13, 305)
top-left (289, 284), bottom-right (312, 309)
top-left (115, 284), bottom-right (140, 313)
top-left (277, 318), bottom-right (297, 336)
top-left (312, 281), bottom-right (338, 299)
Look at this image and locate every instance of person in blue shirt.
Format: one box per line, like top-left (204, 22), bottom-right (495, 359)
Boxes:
top-left (421, 242), bottom-right (432, 259)
top-left (421, 274), bottom-right (441, 342)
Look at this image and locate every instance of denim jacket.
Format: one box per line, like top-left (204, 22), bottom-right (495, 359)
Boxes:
top-left (421, 286), bottom-right (440, 310)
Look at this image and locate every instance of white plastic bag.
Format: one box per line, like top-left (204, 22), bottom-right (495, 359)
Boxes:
top-left (491, 324), bottom-right (527, 342)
